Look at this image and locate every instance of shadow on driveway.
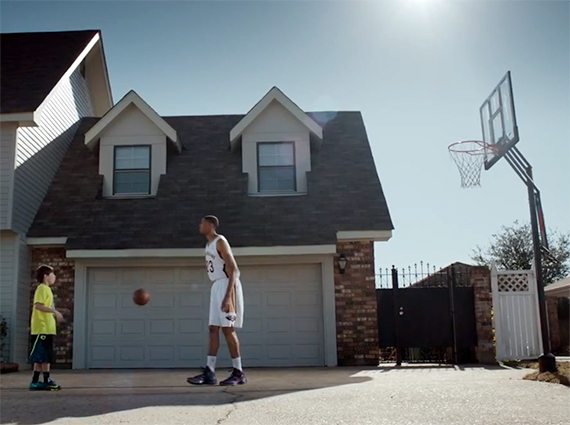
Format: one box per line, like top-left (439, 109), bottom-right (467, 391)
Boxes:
top-left (0, 368), bottom-right (372, 425)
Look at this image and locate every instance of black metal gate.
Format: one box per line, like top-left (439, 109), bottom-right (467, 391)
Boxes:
top-left (376, 263), bottom-right (477, 364)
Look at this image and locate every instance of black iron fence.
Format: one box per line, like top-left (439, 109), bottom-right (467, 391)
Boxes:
top-left (376, 262), bottom-right (473, 289)
top-left (376, 263), bottom-right (477, 365)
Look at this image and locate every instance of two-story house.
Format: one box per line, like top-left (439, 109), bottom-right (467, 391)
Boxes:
top-left (0, 30), bottom-right (113, 365)
top-left (2, 29), bottom-right (394, 370)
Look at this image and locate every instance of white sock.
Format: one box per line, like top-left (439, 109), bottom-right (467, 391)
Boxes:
top-left (207, 356), bottom-right (216, 372)
top-left (232, 357), bottom-right (243, 371)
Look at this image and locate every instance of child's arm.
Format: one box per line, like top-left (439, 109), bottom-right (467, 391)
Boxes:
top-left (34, 286), bottom-right (64, 321)
top-left (35, 303), bottom-right (64, 322)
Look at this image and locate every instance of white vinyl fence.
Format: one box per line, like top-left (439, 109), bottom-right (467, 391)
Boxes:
top-left (491, 267), bottom-right (542, 361)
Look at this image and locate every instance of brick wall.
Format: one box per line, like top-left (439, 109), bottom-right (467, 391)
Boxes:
top-left (30, 247), bottom-right (74, 366)
top-left (547, 298), bottom-right (561, 353)
top-left (334, 241), bottom-right (379, 366)
top-left (471, 266), bottom-right (496, 364)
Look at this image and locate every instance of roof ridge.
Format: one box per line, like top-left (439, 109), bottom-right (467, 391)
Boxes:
top-left (0, 29), bottom-right (100, 36)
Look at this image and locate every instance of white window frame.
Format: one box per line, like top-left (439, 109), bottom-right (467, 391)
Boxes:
top-left (257, 142), bottom-right (297, 193)
top-left (113, 145), bottom-right (152, 196)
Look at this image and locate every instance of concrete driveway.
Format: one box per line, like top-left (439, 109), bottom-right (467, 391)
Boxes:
top-left (1, 366), bottom-right (569, 425)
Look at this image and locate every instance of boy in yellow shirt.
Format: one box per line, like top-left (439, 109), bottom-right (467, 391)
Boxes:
top-left (30, 265), bottom-right (64, 391)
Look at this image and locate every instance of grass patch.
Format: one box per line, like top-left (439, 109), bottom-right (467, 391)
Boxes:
top-left (522, 362), bottom-right (570, 387)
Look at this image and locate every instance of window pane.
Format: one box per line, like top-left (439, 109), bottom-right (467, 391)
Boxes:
top-left (115, 158), bottom-right (133, 170)
top-left (258, 143), bottom-right (294, 167)
top-left (115, 146), bottom-right (150, 170)
top-left (115, 147), bottom-right (132, 160)
top-left (259, 153), bottom-right (277, 167)
top-left (115, 171), bottom-right (150, 194)
top-left (258, 166), bottom-right (295, 192)
top-left (275, 152), bottom-right (294, 166)
top-left (276, 143), bottom-right (294, 157)
top-left (258, 144), bottom-right (277, 156)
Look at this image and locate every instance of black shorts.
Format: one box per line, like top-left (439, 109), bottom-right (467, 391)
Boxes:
top-left (30, 334), bottom-right (54, 364)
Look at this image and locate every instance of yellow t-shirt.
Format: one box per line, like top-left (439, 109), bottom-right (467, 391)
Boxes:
top-left (31, 284), bottom-right (56, 335)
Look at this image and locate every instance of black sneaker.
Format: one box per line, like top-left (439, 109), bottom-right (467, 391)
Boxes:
top-left (220, 368), bottom-right (247, 386)
top-left (187, 367), bottom-right (217, 385)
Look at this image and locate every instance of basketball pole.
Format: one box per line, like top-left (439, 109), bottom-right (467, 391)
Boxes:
top-left (504, 147), bottom-right (557, 373)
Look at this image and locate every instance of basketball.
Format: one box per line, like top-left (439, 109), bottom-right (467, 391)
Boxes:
top-left (133, 288), bottom-right (150, 306)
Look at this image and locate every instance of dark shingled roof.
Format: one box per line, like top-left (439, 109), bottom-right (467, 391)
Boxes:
top-left (28, 112), bottom-right (394, 249)
top-left (0, 30), bottom-right (99, 114)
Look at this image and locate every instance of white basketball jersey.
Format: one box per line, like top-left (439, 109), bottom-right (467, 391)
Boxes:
top-left (205, 235), bottom-right (228, 282)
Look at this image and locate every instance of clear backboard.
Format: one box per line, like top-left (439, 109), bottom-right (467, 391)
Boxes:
top-left (480, 71), bottom-right (519, 170)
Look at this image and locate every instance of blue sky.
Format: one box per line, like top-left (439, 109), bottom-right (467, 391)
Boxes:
top-left (1, 1), bottom-right (568, 272)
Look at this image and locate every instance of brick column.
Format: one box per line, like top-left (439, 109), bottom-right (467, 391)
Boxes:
top-left (547, 298), bottom-right (561, 353)
top-left (334, 241), bottom-right (379, 366)
top-left (471, 266), bottom-right (496, 364)
top-left (31, 248), bottom-right (75, 366)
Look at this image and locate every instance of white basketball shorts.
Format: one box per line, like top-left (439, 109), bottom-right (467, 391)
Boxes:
top-left (209, 278), bottom-right (244, 328)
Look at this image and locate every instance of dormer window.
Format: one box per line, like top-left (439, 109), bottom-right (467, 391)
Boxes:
top-left (113, 146), bottom-right (151, 195)
top-left (258, 142), bottom-right (296, 192)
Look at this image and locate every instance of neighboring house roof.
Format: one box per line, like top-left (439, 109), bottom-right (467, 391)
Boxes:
top-left (28, 112), bottom-right (394, 249)
top-left (411, 262), bottom-right (473, 288)
top-left (0, 30), bottom-right (99, 114)
top-left (545, 276), bottom-right (570, 298)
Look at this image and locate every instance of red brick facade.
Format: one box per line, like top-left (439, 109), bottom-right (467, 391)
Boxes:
top-left (471, 267), bottom-right (496, 364)
top-left (30, 247), bottom-right (75, 365)
top-left (334, 241), bottom-right (379, 366)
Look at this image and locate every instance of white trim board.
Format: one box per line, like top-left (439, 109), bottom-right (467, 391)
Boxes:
top-left (0, 111), bottom-right (39, 126)
top-left (337, 230), bottom-right (392, 242)
top-left (66, 244), bottom-right (337, 259)
top-left (26, 237), bottom-right (68, 246)
top-left (84, 90), bottom-right (181, 152)
top-left (229, 87), bottom-right (323, 149)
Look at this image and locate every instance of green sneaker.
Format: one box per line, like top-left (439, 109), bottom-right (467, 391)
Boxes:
top-left (29, 382), bottom-right (47, 391)
top-left (45, 378), bottom-right (61, 391)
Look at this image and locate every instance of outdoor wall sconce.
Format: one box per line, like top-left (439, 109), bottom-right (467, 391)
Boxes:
top-left (338, 254), bottom-right (348, 274)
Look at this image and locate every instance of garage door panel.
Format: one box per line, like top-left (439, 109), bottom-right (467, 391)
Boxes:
top-left (92, 320), bottom-right (116, 336)
top-left (92, 293), bottom-right (117, 309)
top-left (120, 320), bottom-right (145, 336)
top-left (88, 264), bottom-right (324, 368)
top-left (149, 345), bottom-right (174, 362)
top-left (148, 294), bottom-right (176, 308)
top-left (149, 269), bottom-right (176, 284)
top-left (149, 319), bottom-right (174, 335)
top-left (120, 346), bottom-right (145, 362)
top-left (120, 269), bottom-right (146, 282)
top-left (178, 345), bottom-right (203, 362)
top-left (179, 319), bottom-right (205, 334)
top-left (179, 268), bottom-right (208, 282)
top-left (179, 293), bottom-right (207, 308)
top-left (91, 269), bottom-right (117, 283)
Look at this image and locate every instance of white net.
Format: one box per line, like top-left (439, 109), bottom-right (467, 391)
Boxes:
top-left (449, 141), bottom-right (496, 188)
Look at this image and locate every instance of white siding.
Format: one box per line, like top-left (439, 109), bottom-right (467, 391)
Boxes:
top-left (0, 124), bottom-right (17, 229)
top-left (241, 101), bottom-right (312, 195)
top-left (98, 104), bottom-right (167, 198)
top-left (0, 232), bottom-right (17, 361)
top-left (14, 237), bottom-right (31, 365)
top-left (12, 67), bottom-right (94, 235)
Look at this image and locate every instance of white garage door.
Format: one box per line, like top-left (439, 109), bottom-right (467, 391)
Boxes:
top-left (87, 264), bottom-right (324, 368)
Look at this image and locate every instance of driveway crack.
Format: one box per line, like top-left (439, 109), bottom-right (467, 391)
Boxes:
top-left (217, 389), bottom-right (244, 425)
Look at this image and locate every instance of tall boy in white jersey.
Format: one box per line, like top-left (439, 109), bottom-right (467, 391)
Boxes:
top-left (187, 216), bottom-right (246, 386)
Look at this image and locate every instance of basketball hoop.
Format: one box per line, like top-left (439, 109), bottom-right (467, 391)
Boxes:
top-left (448, 140), bottom-right (498, 188)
